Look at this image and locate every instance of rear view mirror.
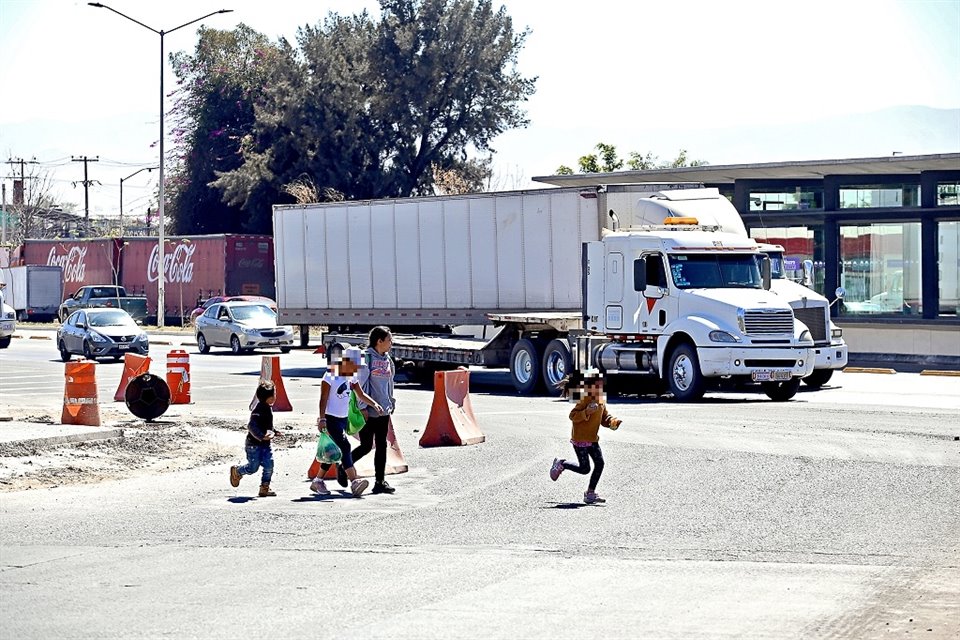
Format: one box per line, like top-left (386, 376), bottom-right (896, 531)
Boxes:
top-left (835, 287), bottom-right (845, 299)
top-left (802, 259), bottom-right (814, 286)
top-left (633, 257), bottom-right (646, 292)
top-left (644, 284), bottom-right (664, 300)
top-left (761, 255), bottom-right (772, 290)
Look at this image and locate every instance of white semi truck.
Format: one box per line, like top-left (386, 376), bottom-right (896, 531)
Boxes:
top-left (273, 185), bottom-right (815, 401)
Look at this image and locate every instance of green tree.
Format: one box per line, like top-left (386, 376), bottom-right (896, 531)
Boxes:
top-left (182, 0), bottom-right (535, 233)
top-left (556, 144), bottom-right (707, 175)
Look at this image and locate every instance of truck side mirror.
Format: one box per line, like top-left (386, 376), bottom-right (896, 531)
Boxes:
top-left (761, 255), bottom-right (772, 290)
top-left (802, 259), bottom-right (814, 286)
top-left (835, 287), bottom-right (845, 299)
top-left (633, 257), bottom-right (646, 292)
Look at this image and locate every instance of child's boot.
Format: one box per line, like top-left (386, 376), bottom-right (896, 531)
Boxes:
top-left (258, 483), bottom-right (276, 497)
top-left (230, 465), bottom-right (241, 487)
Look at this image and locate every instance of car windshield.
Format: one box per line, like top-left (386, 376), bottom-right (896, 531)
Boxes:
top-left (231, 305), bottom-right (275, 322)
top-left (88, 310), bottom-right (135, 327)
top-left (669, 253), bottom-right (763, 289)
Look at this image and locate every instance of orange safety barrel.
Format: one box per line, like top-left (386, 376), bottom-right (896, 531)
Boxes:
top-left (115, 353), bottom-right (151, 402)
top-left (166, 349), bottom-right (191, 404)
top-left (62, 360), bottom-right (101, 426)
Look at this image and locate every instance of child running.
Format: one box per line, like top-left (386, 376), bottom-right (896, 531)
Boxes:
top-left (230, 380), bottom-right (280, 497)
top-left (310, 345), bottom-right (382, 497)
top-left (549, 370), bottom-right (621, 504)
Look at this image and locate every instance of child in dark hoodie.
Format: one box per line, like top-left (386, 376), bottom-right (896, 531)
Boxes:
top-left (230, 381), bottom-right (279, 497)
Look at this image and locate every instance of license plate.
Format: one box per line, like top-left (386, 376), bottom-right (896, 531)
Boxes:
top-left (118, 344), bottom-right (129, 350)
top-left (269, 339), bottom-right (279, 345)
top-left (752, 370), bottom-right (792, 382)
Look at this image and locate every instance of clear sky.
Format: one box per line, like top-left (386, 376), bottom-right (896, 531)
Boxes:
top-left (1, 0), bottom-right (958, 220)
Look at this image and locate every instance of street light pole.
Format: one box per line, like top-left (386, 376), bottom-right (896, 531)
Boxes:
top-left (120, 166), bottom-right (157, 235)
top-left (88, 3), bottom-right (233, 327)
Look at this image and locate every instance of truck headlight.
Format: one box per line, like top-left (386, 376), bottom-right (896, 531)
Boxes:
top-left (709, 330), bottom-right (740, 343)
top-left (736, 308), bottom-right (745, 333)
top-left (799, 330), bottom-right (813, 345)
top-left (831, 327), bottom-right (843, 339)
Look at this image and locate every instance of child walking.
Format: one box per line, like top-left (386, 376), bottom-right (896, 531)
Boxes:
top-left (549, 370), bottom-right (621, 504)
top-left (230, 381), bottom-right (279, 497)
top-left (353, 326), bottom-right (397, 494)
top-left (310, 345), bottom-right (382, 497)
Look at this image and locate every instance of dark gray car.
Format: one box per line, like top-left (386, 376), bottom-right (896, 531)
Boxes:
top-left (57, 308), bottom-right (149, 362)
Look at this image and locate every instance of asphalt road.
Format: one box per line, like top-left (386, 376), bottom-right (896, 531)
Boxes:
top-left (1, 331), bottom-right (959, 638)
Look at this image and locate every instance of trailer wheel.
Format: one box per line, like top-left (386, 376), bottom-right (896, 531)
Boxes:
top-left (510, 338), bottom-right (544, 395)
top-left (802, 369), bottom-right (833, 389)
top-left (541, 339), bottom-right (571, 396)
top-left (666, 343), bottom-right (706, 402)
top-left (762, 377), bottom-right (801, 401)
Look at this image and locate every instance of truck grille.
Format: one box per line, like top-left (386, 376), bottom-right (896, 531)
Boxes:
top-left (743, 309), bottom-right (794, 335)
top-left (793, 306), bottom-right (828, 343)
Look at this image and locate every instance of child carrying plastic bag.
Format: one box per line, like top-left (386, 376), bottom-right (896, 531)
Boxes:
top-left (316, 429), bottom-right (342, 464)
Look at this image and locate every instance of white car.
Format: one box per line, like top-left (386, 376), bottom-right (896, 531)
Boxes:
top-left (0, 284), bottom-right (15, 349)
top-left (194, 301), bottom-right (294, 355)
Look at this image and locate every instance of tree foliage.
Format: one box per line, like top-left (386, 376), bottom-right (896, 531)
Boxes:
top-left (556, 143), bottom-right (708, 175)
top-left (168, 0), bottom-right (535, 234)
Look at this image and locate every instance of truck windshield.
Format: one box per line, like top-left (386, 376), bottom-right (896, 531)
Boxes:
top-left (669, 254), bottom-right (763, 289)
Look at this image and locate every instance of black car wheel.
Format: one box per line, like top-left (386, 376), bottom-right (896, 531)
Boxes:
top-left (230, 335), bottom-right (243, 355)
top-left (82, 340), bottom-right (94, 361)
top-left (197, 333), bottom-right (210, 354)
top-left (58, 340), bottom-right (71, 362)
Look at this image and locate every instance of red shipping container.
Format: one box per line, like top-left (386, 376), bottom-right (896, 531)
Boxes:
top-left (22, 239), bottom-right (120, 295)
top-left (119, 234), bottom-right (274, 322)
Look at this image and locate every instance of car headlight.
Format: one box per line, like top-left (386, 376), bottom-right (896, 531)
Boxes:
top-left (2, 311), bottom-right (13, 320)
top-left (89, 331), bottom-right (108, 343)
top-left (135, 332), bottom-right (148, 342)
top-left (709, 330), bottom-right (740, 343)
top-left (799, 330), bottom-right (813, 345)
top-left (242, 326), bottom-right (259, 335)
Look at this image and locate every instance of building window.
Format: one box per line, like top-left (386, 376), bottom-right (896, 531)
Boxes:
top-left (940, 221), bottom-right (960, 316)
top-left (937, 183), bottom-right (960, 206)
top-left (840, 223), bottom-right (922, 316)
top-left (839, 184), bottom-right (920, 209)
top-left (749, 188), bottom-right (823, 212)
top-left (749, 226), bottom-right (824, 294)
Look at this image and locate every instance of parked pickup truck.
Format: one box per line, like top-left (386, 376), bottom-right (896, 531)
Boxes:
top-left (59, 285), bottom-right (149, 324)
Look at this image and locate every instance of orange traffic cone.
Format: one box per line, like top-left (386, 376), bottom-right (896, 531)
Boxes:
top-left (62, 360), bottom-right (101, 426)
top-left (114, 353), bottom-right (151, 402)
top-left (166, 350), bottom-right (191, 404)
top-left (251, 355), bottom-right (292, 412)
top-left (419, 368), bottom-right (484, 447)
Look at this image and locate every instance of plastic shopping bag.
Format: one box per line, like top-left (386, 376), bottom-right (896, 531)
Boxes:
top-left (315, 430), bottom-right (342, 464)
top-left (347, 391), bottom-right (367, 435)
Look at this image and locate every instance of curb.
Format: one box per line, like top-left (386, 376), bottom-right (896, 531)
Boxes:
top-left (2, 428), bottom-right (125, 449)
top-left (920, 370), bottom-right (960, 377)
top-left (843, 367), bottom-right (897, 374)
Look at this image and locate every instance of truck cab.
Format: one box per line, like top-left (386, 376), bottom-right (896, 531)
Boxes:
top-left (582, 224), bottom-right (815, 401)
top-left (758, 243), bottom-right (848, 388)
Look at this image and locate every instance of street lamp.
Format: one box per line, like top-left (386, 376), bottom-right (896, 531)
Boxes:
top-left (88, 3), bottom-right (233, 327)
top-left (120, 166), bottom-right (157, 235)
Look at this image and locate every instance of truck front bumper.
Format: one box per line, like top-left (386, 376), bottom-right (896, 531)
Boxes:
top-left (812, 340), bottom-right (848, 371)
top-left (698, 346), bottom-right (816, 379)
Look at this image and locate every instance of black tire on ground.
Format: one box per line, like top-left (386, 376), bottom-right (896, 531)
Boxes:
top-left (0, 336), bottom-right (12, 349)
top-left (280, 347), bottom-right (291, 354)
top-left (802, 368), bottom-right (834, 389)
top-left (510, 338), bottom-right (545, 395)
top-left (541, 339), bottom-right (571, 396)
top-left (82, 340), bottom-right (94, 361)
top-left (666, 343), bottom-right (707, 402)
top-left (58, 340), bottom-right (70, 361)
top-left (762, 377), bottom-right (802, 401)
top-left (230, 335), bottom-right (243, 355)
top-left (197, 333), bottom-right (210, 354)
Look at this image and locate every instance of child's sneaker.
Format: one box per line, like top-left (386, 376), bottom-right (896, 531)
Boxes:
top-left (258, 484), bottom-right (276, 497)
top-left (583, 491), bottom-right (606, 504)
top-left (351, 478), bottom-right (369, 497)
top-left (310, 478), bottom-right (330, 495)
top-left (549, 458), bottom-right (564, 481)
top-left (229, 465), bottom-right (241, 487)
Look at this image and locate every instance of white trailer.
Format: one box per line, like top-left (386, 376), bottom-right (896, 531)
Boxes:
top-left (0, 265), bottom-right (63, 322)
top-left (273, 186), bottom-right (815, 401)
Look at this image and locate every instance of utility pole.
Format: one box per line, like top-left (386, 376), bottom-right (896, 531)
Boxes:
top-left (71, 155), bottom-right (100, 231)
top-left (4, 157), bottom-right (38, 240)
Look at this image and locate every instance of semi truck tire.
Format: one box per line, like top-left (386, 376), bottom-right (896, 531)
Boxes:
top-left (667, 343), bottom-right (706, 402)
top-left (541, 339), bottom-right (571, 396)
top-left (762, 377), bottom-right (801, 401)
top-left (802, 369), bottom-right (834, 388)
top-left (510, 338), bottom-right (544, 395)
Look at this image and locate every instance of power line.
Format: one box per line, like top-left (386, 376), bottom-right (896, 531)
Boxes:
top-left (71, 155), bottom-right (100, 223)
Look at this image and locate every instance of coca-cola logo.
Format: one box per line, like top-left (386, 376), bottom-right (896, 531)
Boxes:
top-left (148, 243), bottom-right (196, 284)
top-left (47, 246), bottom-right (87, 283)
top-left (237, 258), bottom-right (265, 269)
